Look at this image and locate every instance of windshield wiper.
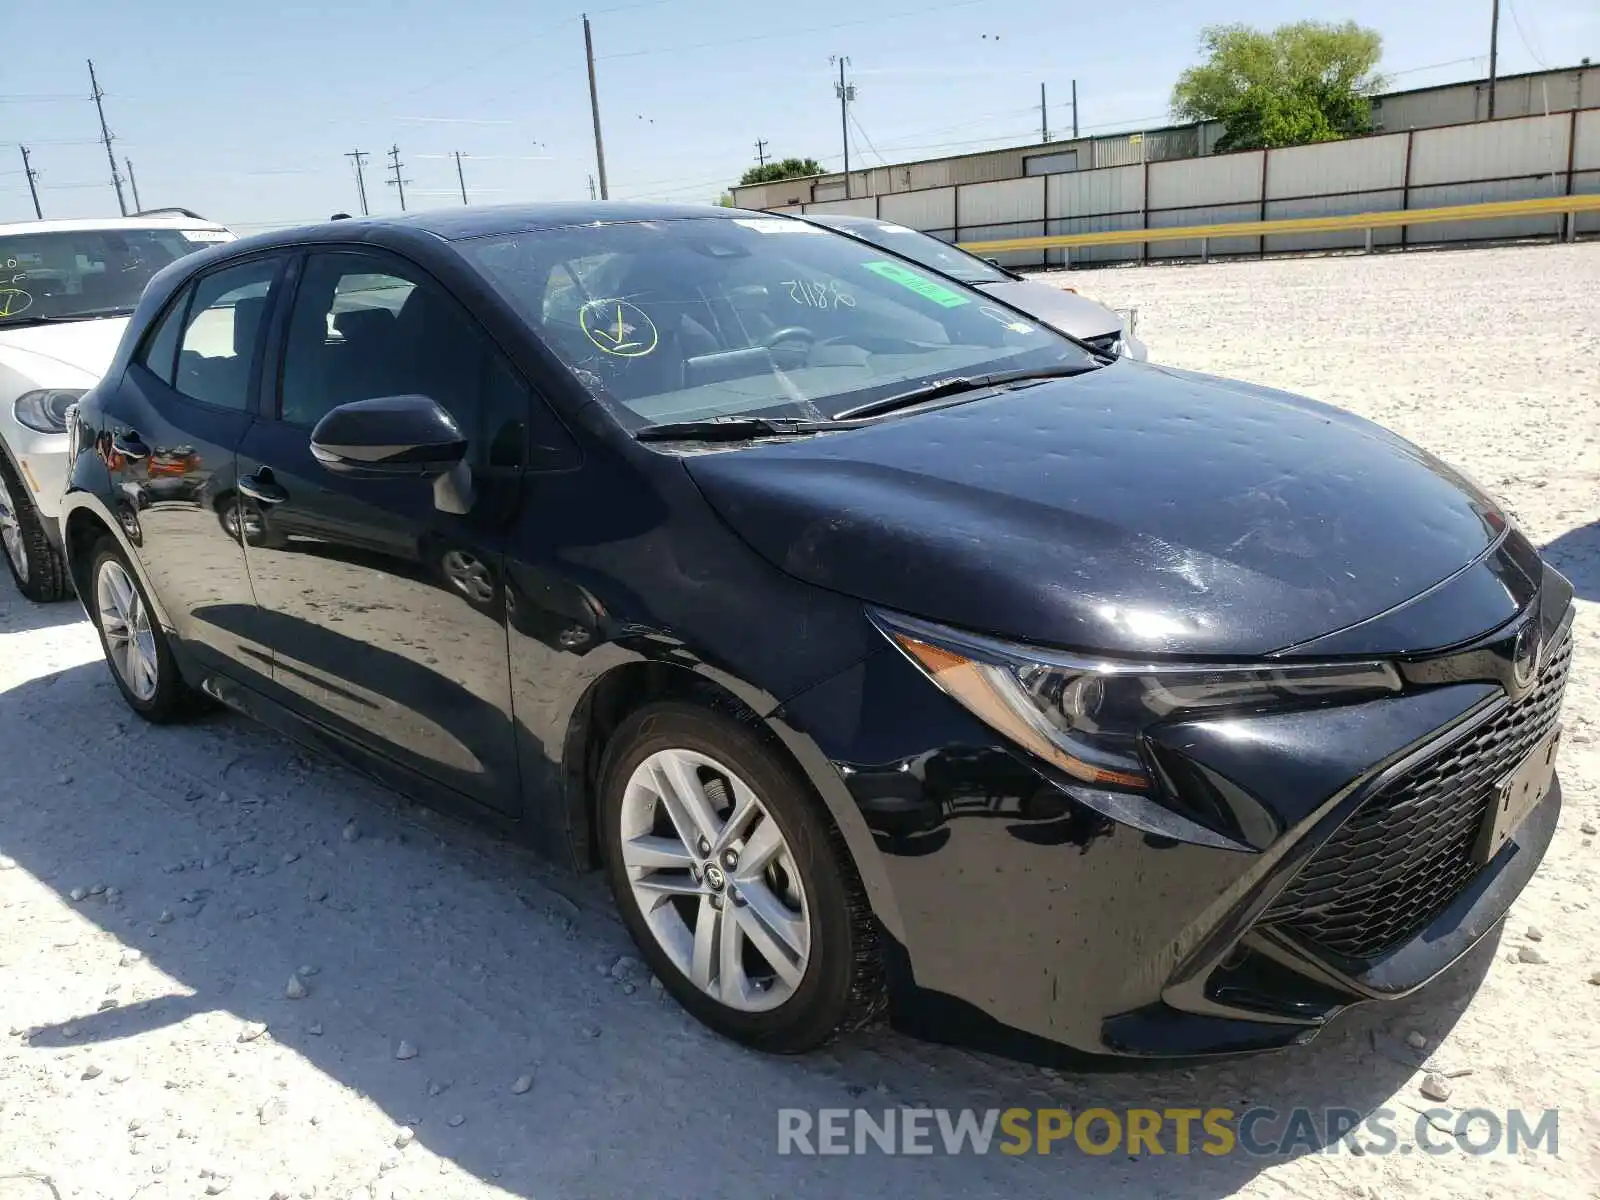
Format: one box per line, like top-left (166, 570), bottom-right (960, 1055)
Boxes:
top-left (1, 308), bottom-right (135, 327)
top-left (832, 365), bottom-right (1096, 421)
top-left (634, 415), bottom-right (858, 443)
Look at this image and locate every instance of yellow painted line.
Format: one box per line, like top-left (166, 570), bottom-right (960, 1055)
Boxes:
top-left (957, 192), bottom-right (1600, 254)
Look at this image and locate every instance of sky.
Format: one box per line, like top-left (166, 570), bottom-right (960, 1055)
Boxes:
top-left (3, 0), bottom-right (1596, 230)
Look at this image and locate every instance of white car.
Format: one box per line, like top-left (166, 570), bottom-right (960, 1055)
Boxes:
top-left (0, 211), bottom-right (235, 600)
top-left (797, 212), bottom-right (1147, 361)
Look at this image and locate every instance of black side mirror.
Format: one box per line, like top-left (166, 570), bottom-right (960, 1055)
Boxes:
top-left (310, 394), bottom-right (474, 514)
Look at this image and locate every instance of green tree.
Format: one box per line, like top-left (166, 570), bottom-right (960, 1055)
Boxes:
top-left (738, 157), bottom-right (824, 186)
top-left (715, 191), bottom-right (735, 207)
top-left (1171, 21), bottom-right (1385, 152)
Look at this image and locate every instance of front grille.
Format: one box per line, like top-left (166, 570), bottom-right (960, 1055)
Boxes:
top-left (1263, 624), bottom-right (1572, 963)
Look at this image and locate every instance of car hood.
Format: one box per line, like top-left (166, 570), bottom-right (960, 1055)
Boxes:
top-left (976, 279), bottom-right (1123, 341)
top-left (0, 317), bottom-right (129, 390)
top-left (683, 360), bottom-right (1512, 658)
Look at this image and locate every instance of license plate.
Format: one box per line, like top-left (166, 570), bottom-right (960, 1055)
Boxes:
top-left (1473, 727), bottom-right (1560, 864)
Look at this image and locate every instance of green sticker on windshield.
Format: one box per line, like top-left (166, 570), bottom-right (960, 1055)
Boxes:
top-left (859, 260), bottom-right (971, 308)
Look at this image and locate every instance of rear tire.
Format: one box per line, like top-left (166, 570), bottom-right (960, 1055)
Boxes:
top-left (0, 454), bottom-right (69, 602)
top-left (597, 701), bottom-right (884, 1054)
top-left (85, 538), bottom-right (204, 723)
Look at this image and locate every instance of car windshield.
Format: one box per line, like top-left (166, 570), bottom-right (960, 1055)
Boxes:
top-left (817, 219), bottom-right (1011, 285)
top-left (459, 215), bottom-right (1094, 428)
top-left (0, 227), bottom-right (226, 326)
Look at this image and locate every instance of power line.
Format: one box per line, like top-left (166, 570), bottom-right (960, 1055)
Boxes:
top-left (1488, 0), bottom-right (1502, 118)
top-left (0, 138), bottom-right (104, 147)
top-left (125, 157), bottom-right (143, 210)
top-left (377, 1), bottom-right (674, 107)
top-left (832, 55), bottom-right (855, 197)
top-left (415, 153), bottom-right (553, 160)
top-left (584, 13), bottom-right (610, 200)
top-left (598, 0), bottom-right (984, 61)
top-left (345, 149), bottom-right (370, 215)
top-left (848, 110), bottom-right (887, 167)
top-left (18, 145), bottom-right (42, 218)
top-left (1506, 0), bottom-right (1550, 68)
top-left (386, 144), bottom-right (410, 211)
top-left (88, 58), bottom-right (128, 216)
top-left (1388, 55), bottom-right (1487, 77)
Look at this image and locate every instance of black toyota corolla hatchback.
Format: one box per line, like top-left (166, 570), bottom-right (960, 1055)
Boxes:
top-left (60, 203), bottom-right (1571, 1063)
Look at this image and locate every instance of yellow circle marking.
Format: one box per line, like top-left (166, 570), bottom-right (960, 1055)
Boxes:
top-left (579, 298), bottom-right (659, 358)
top-left (0, 288), bottom-right (34, 318)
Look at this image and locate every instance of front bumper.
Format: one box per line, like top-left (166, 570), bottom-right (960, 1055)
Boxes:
top-left (776, 602), bottom-right (1572, 1062)
top-left (3, 434), bottom-right (70, 526)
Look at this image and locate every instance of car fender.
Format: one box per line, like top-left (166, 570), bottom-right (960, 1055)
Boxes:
top-left (60, 469), bottom-right (178, 635)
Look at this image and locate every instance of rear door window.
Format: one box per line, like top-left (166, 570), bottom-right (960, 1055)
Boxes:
top-left (137, 293), bottom-right (189, 386)
top-left (173, 259), bottom-right (282, 411)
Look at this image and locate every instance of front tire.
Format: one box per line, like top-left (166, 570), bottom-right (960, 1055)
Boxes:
top-left (0, 454), bottom-right (69, 602)
top-left (598, 701), bottom-right (884, 1053)
top-left (86, 539), bottom-right (203, 723)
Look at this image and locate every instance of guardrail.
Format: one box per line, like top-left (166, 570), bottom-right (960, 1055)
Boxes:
top-left (957, 193), bottom-right (1600, 259)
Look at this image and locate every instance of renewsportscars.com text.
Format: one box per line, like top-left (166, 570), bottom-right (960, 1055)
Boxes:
top-left (776, 1106), bottom-right (1560, 1157)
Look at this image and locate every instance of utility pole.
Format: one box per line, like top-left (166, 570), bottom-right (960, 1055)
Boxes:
top-left (1040, 83), bottom-right (1049, 143)
top-left (1071, 78), bottom-right (1079, 138)
top-left (583, 14), bottom-right (610, 199)
top-left (345, 149), bottom-right (370, 215)
top-left (755, 139), bottom-right (769, 167)
top-left (125, 157), bottom-right (143, 210)
top-left (18, 146), bottom-right (42, 219)
top-left (1487, 0), bottom-right (1501, 118)
top-left (453, 151), bottom-right (469, 205)
top-left (832, 55), bottom-right (854, 198)
top-left (386, 144), bottom-right (410, 211)
top-left (587, 174), bottom-right (597, 200)
top-left (87, 59), bottom-right (127, 215)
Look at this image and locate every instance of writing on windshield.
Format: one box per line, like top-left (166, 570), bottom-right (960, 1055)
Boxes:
top-left (0, 228), bottom-right (209, 324)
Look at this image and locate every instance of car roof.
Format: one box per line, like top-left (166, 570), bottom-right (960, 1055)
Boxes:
top-left (225, 201), bottom-right (769, 248)
top-left (798, 212), bottom-right (886, 231)
top-left (800, 212), bottom-right (915, 233)
top-left (0, 214), bottom-right (231, 237)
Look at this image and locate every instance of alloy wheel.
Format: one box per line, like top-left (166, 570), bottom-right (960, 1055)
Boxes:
top-left (619, 748), bottom-right (811, 1013)
top-left (441, 549), bottom-right (494, 604)
top-left (96, 559), bottom-right (159, 701)
top-left (0, 470), bottom-right (28, 583)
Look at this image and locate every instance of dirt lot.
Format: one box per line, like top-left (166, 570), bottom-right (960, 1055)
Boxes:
top-left (3, 242), bottom-right (1598, 1200)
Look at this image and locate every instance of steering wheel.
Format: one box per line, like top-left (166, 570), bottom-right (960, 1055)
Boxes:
top-left (763, 325), bottom-right (816, 371)
top-left (764, 325), bottom-right (816, 347)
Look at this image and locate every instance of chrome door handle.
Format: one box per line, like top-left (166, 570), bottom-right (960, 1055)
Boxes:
top-left (237, 473), bottom-right (289, 505)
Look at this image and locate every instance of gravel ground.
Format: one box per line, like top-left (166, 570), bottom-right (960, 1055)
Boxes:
top-left (3, 242), bottom-right (1599, 1200)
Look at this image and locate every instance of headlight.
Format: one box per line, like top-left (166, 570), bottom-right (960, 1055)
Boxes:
top-left (13, 388), bottom-right (87, 434)
top-left (873, 610), bottom-right (1401, 793)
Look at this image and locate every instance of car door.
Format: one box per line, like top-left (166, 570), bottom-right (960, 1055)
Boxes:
top-left (235, 248), bottom-right (526, 813)
top-left (104, 254), bottom-right (287, 678)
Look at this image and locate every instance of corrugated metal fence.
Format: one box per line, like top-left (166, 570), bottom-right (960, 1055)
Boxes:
top-left (768, 110), bottom-right (1600, 267)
